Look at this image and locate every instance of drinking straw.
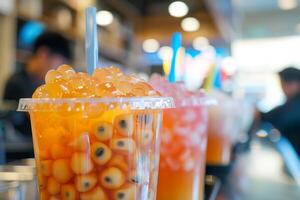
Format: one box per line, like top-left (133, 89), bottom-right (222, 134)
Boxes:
top-left (85, 7), bottom-right (99, 75)
top-left (168, 32), bottom-right (182, 83)
top-left (203, 64), bottom-right (216, 90)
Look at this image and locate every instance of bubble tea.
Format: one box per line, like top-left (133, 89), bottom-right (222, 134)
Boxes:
top-left (150, 75), bottom-right (208, 200)
top-left (206, 90), bottom-right (234, 165)
top-left (18, 65), bottom-right (174, 200)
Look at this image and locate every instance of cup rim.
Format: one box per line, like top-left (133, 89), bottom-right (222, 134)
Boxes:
top-left (17, 96), bottom-right (175, 112)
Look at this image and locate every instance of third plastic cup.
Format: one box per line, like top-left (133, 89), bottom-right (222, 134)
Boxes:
top-left (18, 97), bottom-right (173, 200)
top-left (206, 90), bottom-right (235, 166)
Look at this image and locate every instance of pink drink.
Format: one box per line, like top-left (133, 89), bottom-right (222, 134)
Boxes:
top-left (150, 75), bottom-right (208, 200)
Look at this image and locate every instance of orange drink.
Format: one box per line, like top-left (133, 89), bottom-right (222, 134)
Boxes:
top-left (18, 65), bottom-right (174, 200)
top-left (206, 131), bottom-right (231, 165)
top-left (206, 91), bottom-right (234, 165)
top-left (150, 76), bottom-right (209, 200)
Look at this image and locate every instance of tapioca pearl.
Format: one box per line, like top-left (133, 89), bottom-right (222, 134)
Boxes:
top-left (91, 142), bottom-right (112, 165)
top-left (107, 155), bottom-right (129, 172)
top-left (45, 70), bottom-right (63, 84)
top-left (71, 153), bottom-right (94, 174)
top-left (112, 138), bottom-right (136, 154)
top-left (52, 159), bottom-right (74, 183)
top-left (40, 160), bottom-right (52, 176)
top-left (61, 184), bottom-right (78, 200)
top-left (57, 65), bottom-right (76, 79)
top-left (92, 121), bottom-right (113, 141)
top-left (75, 173), bottom-right (97, 192)
top-left (47, 177), bottom-right (60, 195)
top-left (80, 186), bottom-right (108, 200)
top-left (93, 67), bottom-right (114, 81)
top-left (114, 185), bottom-right (136, 200)
top-left (51, 144), bottom-right (72, 159)
top-left (114, 114), bottom-right (134, 136)
top-left (69, 133), bottom-right (90, 152)
top-left (100, 167), bottom-right (125, 189)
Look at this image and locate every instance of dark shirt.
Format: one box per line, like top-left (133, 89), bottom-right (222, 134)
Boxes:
top-left (4, 69), bottom-right (40, 101)
top-left (261, 92), bottom-right (300, 155)
top-left (3, 69), bottom-right (42, 137)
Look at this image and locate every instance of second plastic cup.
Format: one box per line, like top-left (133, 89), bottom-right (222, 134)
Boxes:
top-left (157, 100), bottom-right (209, 200)
top-left (150, 76), bottom-right (210, 200)
top-left (18, 97), bottom-right (174, 200)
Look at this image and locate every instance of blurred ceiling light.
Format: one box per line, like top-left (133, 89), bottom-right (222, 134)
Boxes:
top-left (143, 39), bottom-right (160, 53)
top-left (181, 17), bottom-right (200, 32)
top-left (168, 1), bottom-right (189, 17)
top-left (158, 46), bottom-right (173, 60)
top-left (96, 10), bottom-right (113, 26)
top-left (193, 36), bottom-right (209, 50)
top-left (278, 0), bottom-right (297, 10)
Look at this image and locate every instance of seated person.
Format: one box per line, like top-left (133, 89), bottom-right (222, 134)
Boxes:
top-left (260, 67), bottom-right (300, 155)
top-left (3, 31), bottom-right (72, 137)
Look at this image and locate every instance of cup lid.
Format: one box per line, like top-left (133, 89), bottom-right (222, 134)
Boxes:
top-left (17, 97), bottom-right (175, 112)
top-left (176, 96), bottom-right (217, 107)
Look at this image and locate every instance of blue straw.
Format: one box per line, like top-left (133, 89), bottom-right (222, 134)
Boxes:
top-left (168, 32), bottom-right (182, 83)
top-left (85, 7), bottom-right (99, 75)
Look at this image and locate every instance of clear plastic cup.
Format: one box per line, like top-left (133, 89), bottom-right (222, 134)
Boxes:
top-left (18, 97), bottom-right (174, 200)
top-left (156, 96), bottom-right (213, 200)
top-left (206, 90), bottom-right (235, 166)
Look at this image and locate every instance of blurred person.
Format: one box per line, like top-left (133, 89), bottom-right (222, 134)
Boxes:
top-left (4, 31), bottom-right (72, 101)
top-left (2, 31), bottom-right (72, 139)
top-left (259, 67), bottom-right (300, 155)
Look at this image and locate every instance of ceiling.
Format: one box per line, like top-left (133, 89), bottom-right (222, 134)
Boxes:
top-left (99, 0), bottom-right (220, 44)
top-left (119, 0), bottom-right (206, 16)
top-left (207, 0), bottom-right (300, 40)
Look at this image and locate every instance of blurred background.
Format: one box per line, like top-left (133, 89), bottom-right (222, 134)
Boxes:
top-left (0, 0), bottom-right (300, 199)
top-left (2, 0), bottom-right (300, 109)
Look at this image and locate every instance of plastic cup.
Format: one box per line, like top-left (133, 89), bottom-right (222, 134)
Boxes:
top-left (156, 96), bottom-right (212, 200)
top-left (206, 91), bottom-right (235, 166)
top-left (18, 97), bottom-right (174, 200)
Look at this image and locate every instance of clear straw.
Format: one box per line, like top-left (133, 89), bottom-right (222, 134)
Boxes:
top-left (168, 32), bottom-right (182, 83)
top-left (85, 7), bottom-right (99, 75)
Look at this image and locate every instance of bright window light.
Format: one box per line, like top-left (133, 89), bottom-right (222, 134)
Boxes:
top-left (193, 36), bottom-right (209, 50)
top-left (143, 39), bottom-right (160, 53)
top-left (96, 10), bottom-right (113, 26)
top-left (278, 0), bottom-right (297, 10)
top-left (168, 1), bottom-right (189, 18)
top-left (181, 17), bottom-right (200, 32)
